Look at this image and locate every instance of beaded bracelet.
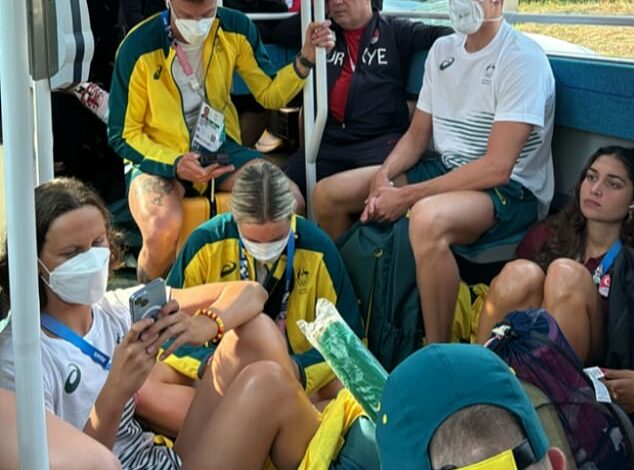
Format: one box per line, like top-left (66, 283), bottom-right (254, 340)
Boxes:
top-left (195, 307), bottom-right (225, 344)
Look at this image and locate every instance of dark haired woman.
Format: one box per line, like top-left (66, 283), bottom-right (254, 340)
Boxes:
top-left (477, 146), bottom-right (634, 369)
top-left (0, 178), bottom-right (339, 469)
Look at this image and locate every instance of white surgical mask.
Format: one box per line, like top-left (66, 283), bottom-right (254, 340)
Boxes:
top-left (448, 0), bottom-right (501, 35)
top-left (168, 1), bottom-right (215, 47)
top-left (39, 247), bottom-right (110, 305)
top-left (240, 231), bottom-right (290, 264)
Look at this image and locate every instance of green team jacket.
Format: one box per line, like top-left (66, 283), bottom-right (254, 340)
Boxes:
top-left (165, 213), bottom-right (364, 393)
top-left (108, 8), bottom-right (305, 180)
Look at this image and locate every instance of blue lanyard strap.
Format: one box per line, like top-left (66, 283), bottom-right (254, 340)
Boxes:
top-left (41, 314), bottom-right (111, 371)
top-left (592, 240), bottom-right (622, 285)
top-left (239, 230), bottom-right (295, 320)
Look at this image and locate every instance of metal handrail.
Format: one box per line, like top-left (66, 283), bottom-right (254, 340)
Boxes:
top-left (381, 10), bottom-right (634, 27)
top-left (301, 0), bottom-right (329, 220)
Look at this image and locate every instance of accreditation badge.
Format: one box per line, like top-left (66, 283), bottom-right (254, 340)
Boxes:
top-left (191, 102), bottom-right (225, 153)
top-left (598, 273), bottom-right (611, 298)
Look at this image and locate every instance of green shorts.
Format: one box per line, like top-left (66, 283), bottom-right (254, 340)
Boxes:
top-left (405, 157), bottom-right (538, 251)
top-left (125, 138), bottom-right (260, 197)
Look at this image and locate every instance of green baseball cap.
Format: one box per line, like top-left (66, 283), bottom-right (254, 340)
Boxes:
top-left (375, 344), bottom-right (549, 470)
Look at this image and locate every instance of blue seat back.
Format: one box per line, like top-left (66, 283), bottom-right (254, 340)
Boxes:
top-left (231, 44), bottom-right (298, 95)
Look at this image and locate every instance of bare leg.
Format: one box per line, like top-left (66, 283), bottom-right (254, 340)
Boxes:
top-left (543, 258), bottom-right (604, 364)
top-left (313, 166), bottom-right (379, 240)
top-left (178, 361), bottom-right (320, 470)
top-left (129, 174), bottom-right (185, 282)
top-left (174, 314), bottom-right (294, 456)
top-left (134, 362), bottom-right (195, 437)
top-left (219, 158), bottom-right (306, 214)
top-left (0, 389), bottom-right (121, 470)
top-left (476, 260), bottom-right (545, 343)
top-left (409, 191), bottom-right (496, 344)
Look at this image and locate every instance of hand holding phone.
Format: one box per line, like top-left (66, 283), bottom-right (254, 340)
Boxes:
top-left (129, 278), bottom-right (167, 324)
top-left (198, 152), bottom-right (230, 167)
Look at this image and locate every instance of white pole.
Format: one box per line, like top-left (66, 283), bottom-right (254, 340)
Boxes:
top-left (33, 79), bottom-right (55, 183)
top-left (0, 0), bottom-right (50, 468)
top-left (305, 0), bottom-right (328, 220)
top-left (300, 0), bottom-right (315, 219)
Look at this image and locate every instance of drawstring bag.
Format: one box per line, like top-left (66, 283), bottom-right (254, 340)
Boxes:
top-left (486, 309), bottom-right (634, 469)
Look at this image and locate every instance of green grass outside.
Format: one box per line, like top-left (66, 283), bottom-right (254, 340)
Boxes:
top-left (516, 0), bottom-right (634, 59)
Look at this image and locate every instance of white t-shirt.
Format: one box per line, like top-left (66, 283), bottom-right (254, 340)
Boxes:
top-left (0, 287), bottom-right (180, 469)
top-left (172, 40), bottom-right (205, 132)
top-left (417, 22), bottom-right (555, 218)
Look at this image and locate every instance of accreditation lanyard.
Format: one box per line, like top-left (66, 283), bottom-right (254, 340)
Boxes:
top-left (41, 313), bottom-right (111, 371)
top-left (592, 240), bottom-right (622, 285)
top-left (161, 11), bottom-right (205, 98)
top-left (239, 231), bottom-right (295, 328)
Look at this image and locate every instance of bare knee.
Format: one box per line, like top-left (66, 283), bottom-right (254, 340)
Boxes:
top-left (313, 177), bottom-right (340, 219)
top-left (143, 213), bottom-right (182, 252)
top-left (409, 199), bottom-right (450, 255)
top-left (227, 314), bottom-right (286, 355)
top-left (313, 172), bottom-right (368, 217)
top-left (235, 361), bottom-right (296, 400)
top-left (489, 259), bottom-right (545, 304)
top-left (544, 258), bottom-right (592, 296)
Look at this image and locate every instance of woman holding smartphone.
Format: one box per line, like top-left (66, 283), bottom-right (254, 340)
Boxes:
top-left (0, 178), bottom-right (343, 469)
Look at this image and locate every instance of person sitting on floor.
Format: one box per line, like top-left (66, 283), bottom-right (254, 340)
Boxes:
top-left (136, 161), bottom-right (364, 436)
top-left (477, 146), bottom-right (634, 365)
top-left (376, 343), bottom-right (568, 470)
top-left (0, 177), bottom-right (342, 469)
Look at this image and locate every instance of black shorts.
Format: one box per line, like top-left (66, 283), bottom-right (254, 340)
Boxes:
top-left (286, 133), bottom-right (402, 197)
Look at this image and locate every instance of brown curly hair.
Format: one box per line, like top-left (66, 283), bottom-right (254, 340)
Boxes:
top-left (533, 146), bottom-right (634, 271)
top-left (0, 178), bottom-right (123, 314)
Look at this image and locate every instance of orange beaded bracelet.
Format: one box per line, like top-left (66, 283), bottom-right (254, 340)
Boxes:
top-left (195, 307), bottom-right (225, 344)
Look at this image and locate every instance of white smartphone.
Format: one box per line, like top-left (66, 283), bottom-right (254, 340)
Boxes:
top-left (129, 278), bottom-right (167, 323)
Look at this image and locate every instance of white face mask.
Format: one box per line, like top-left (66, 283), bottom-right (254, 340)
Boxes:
top-left (240, 231), bottom-right (290, 264)
top-left (168, 1), bottom-right (215, 46)
top-left (448, 0), bottom-right (501, 35)
top-left (39, 247), bottom-right (110, 305)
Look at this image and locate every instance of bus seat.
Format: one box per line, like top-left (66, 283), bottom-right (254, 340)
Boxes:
top-left (177, 193), bottom-right (232, 253)
top-left (405, 50), bottom-right (428, 98)
top-left (452, 233), bottom-right (524, 264)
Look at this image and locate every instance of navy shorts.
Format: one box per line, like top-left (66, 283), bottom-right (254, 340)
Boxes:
top-left (286, 133), bottom-right (402, 198)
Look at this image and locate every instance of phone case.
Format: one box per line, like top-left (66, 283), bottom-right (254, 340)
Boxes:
top-left (129, 278), bottom-right (167, 323)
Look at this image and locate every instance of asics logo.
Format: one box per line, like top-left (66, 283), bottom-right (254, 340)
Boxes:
top-left (440, 57), bottom-right (455, 71)
top-left (153, 65), bottom-right (163, 79)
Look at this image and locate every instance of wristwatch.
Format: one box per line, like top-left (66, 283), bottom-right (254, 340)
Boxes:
top-left (296, 51), bottom-right (315, 69)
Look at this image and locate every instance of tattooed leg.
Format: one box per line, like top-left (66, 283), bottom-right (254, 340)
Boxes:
top-left (129, 173), bottom-right (185, 282)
